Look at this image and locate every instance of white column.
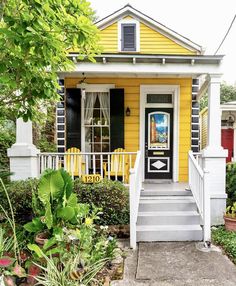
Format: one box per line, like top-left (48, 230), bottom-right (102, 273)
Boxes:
top-left (233, 122), bottom-right (236, 162)
top-left (201, 74), bottom-right (228, 225)
top-left (7, 118), bottom-right (40, 181)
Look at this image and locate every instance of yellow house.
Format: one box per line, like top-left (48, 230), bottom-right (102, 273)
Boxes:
top-left (8, 5), bottom-right (228, 247)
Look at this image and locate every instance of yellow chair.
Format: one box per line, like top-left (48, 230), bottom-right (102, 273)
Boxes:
top-left (103, 148), bottom-right (129, 183)
top-left (65, 147), bottom-right (84, 177)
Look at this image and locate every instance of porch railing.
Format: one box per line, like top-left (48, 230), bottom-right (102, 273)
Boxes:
top-left (129, 151), bottom-right (142, 249)
top-left (188, 150), bottom-right (211, 243)
top-left (38, 151), bottom-right (137, 183)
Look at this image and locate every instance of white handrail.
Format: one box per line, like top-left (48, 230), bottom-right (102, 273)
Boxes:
top-left (129, 151), bottom-right (142, 249)
top-left (188, 150), bottom-right (211, 243)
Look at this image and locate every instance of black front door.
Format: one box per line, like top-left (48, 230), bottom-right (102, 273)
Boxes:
top-left (145, 108), bottom-right (173, 180)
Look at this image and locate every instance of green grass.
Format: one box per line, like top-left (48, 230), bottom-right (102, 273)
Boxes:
top-left (212, 226), bottom-right (236, 264)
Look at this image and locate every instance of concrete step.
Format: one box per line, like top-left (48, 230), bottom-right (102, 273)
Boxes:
top-left (137, 225), bottom-right (203, 242)
top-left (141, 190), bottom-right (192, 196)
top-left (139, 198), bottom-right (197, 212)
top-left (137, 211), bottom-right (200, 225)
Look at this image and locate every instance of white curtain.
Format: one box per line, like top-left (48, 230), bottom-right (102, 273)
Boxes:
top-left (98, 92), bottom-right (110, 124)
top-left (84, 92), bottom-right (96, 125)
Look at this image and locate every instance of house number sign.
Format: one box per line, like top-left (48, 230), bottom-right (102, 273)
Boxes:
top-left (82, 174), bottom-right (102, 184)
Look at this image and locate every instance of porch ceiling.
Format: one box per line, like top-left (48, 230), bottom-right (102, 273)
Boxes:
top-left (59, 53), bottom-right (224, 79)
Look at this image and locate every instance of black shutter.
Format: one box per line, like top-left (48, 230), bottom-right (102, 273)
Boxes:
top-left (110, 89), bottom-right (124, 151)
top-left (66, 88), bottom-right (81, 150)
top-left (122, 24), bottom-right (136, 51)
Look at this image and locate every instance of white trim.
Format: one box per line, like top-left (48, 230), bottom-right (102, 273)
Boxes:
top-left (148, 157), bottom-right (170, 173)
top-left (96, 5), bottom-right (202, 53)
top-left (140, 85), bottom-right (179, 182)
top-left (118, 18), bottom-right (140, 52)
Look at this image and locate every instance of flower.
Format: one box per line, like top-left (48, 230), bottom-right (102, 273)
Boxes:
top-left (85, 218), bottom-right (93, 226)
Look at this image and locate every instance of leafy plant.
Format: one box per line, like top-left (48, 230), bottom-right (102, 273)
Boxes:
top-left (212, 226), bottom-right (236, 264)
top-left (225, 202), bottom-right (236, 218)
top-left (226, 162), bottom-right (236, 207)
top-left (75, 179), bottom-right (129, 225)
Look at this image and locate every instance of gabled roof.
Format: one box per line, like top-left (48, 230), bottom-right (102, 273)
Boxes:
top-left (96, 4), bottom-right (203, 54)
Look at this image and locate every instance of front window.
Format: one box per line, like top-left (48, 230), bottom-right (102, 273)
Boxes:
top-left (84, 92), bottom-right (110, 153)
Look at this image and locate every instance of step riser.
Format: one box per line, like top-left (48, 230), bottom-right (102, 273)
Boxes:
top-left (137, 215), bottom-right (200, 225)
top-left (141, 191), bottom-right (192, 196)
top-left (137, 230), bottom-right (202, 242)
top-left (139, 202), bottom-right (197, 212)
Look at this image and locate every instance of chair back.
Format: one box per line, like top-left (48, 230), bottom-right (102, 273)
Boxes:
top-left (65, 147), bottom-right (82, 176)
top-left (111, 148), bottom-right (127, 172)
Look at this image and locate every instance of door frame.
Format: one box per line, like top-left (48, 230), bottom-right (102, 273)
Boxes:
top-left (140, 85), bottom-right (180, 182)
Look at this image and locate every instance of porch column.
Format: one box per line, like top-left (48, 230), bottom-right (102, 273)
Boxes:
top-left (7, 118), bottom-right (40, 181)
top-left (201, 74), bottom-right (228, 225)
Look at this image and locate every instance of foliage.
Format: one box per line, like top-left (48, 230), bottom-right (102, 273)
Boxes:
top-left (74, 179), bottom-right (130, 225)
top-left (225, 202), bottom-right (236, 218)
top-left (0, 179), bottom-right (39, 223)
top-left (0, 119), bottom-right (15, 171)
top-left (200, 82), bottom-right (236, 110)
top-left (0, 0), bottom-right (100, 120)
top-left (212, 226), bottom-right (236, 264)
top-left (226, 162), bottom-right (236, 207)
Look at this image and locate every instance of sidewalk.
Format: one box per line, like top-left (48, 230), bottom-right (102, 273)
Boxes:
top-left (112, 241), bottom-right (236, 286)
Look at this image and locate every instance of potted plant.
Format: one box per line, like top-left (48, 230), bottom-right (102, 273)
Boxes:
top-left (224, 202), bottom-right (236, 231)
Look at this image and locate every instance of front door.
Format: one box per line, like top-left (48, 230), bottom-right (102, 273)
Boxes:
top-left (145, 108), bottom-right (173, 180)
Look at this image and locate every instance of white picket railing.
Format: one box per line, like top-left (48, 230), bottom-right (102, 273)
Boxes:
top-left (188, 150), bottom-right (211, 243)
top-left (38, 151), bottom-right (137, 183)
top-left (129, 151), bottom-right (142, 249)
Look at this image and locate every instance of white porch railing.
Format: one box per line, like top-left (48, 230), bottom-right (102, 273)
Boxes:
top-left (188, 151), bottom-right (211, 243)
top-left (38, 151), bottom-right (137, 183)
top-left (129, 151), bottom-right (142, 249)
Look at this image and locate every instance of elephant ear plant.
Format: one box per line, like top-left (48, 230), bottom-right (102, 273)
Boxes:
top-left (24, 169), bottom-right (95, 256)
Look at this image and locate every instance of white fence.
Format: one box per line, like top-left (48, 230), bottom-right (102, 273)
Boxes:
top-left (38, 151), bottom-right (137, 183)
top-left (129, 151), bottom-right (142, 249)
top-left (188, 151), bottom-right (211, 243)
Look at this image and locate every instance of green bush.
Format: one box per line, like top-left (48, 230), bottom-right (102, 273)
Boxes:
top-left (212, 226), bottom-right (236, 264)
top-left (226, 162), bottom-right (236, 206)
top-left (74, 179), bottom-right (129, 225)
top-left (0, 179), bottom-right (39, 223)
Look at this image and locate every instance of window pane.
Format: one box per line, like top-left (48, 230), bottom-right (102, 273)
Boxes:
top-left (122, 24), bottom-right (136, 51)
top-left (147, 94), bottom-right (172, 104)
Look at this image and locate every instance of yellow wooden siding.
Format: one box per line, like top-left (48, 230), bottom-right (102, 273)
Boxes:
top-left (65, 77), bottom-right (192, 182)
top-left (200, 108), bottom-right (208, 150)
top-left (99, 17), bottom-right (196, 55)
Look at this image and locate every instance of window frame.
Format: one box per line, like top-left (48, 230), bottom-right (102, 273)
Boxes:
top-left (121, 23), bottom-right (136, 51)
top-left (118, 18), bottom-right (140, 52)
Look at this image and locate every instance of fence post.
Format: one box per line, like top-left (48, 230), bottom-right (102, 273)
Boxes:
top-left (203, 169), bottom-right (211, 243)
top-left (129, 168), bottom-right (136, 249)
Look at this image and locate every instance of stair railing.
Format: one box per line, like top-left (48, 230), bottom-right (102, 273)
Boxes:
top-left (129, 150), bottom-right (142, 249)
top-left (188, 150), bottom-right (211, 243)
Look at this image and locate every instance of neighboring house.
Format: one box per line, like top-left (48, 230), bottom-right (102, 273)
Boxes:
top-left (200, 101), bottom-right (236, 162)
top-left (8, 5), bottom-right (228, 248)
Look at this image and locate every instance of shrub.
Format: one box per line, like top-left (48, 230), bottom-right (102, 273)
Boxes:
top-left (212, 226), bottom-right (236, 264)
top-left (226, 162), bottom-right (236, 206)
top-left (74, 179), bottom-right (129, 225)
top-left (0, 179), bottom-right (39, 223)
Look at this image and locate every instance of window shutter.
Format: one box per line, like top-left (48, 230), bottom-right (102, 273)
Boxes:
top-left (122, 24), bottom-right (136, 51)
top-left (110, 88), bottom-right (124, 151)
top-left (66, 88), bottom-right (81, 150)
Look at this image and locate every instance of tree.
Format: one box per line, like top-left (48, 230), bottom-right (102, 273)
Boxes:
top-left (0, 0), bottom-right (100, 120)
top-left (200, 82), bottom-right (236, 110)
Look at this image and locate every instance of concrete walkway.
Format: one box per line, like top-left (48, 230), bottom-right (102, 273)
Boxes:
top-left (112, 241), bottom-right (236, 286)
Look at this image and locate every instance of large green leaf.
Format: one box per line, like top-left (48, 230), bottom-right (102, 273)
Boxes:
top-left (27, 244), bottom-right (43, 258)
top-left (60, 169), bottom-right (73, 198)
top-left (24, 217), bottom-right (44, 233)
top-left (67, 193), bottom-right (78, 208)
top-left (44, 201), bottom-right (53, 229)
top-left (57, 206), bottom-right (75, 221)
top-left (38, 170), bottom-right (64, 205)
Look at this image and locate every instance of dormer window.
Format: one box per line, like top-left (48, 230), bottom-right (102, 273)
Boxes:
top-left (121, 24), bottom-right (136, 51)
top-left (118, 19), bottom-right (140, 52)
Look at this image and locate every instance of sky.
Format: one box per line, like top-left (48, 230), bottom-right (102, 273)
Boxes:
top-left (89, 0), bottom-right (236, 85)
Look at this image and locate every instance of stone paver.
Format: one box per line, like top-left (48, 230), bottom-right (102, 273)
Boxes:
top-left (112, 241), bottom-right (236, 286)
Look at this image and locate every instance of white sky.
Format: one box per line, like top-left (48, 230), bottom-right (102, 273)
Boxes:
top-left (89, 0), bottom-right (236, 85)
